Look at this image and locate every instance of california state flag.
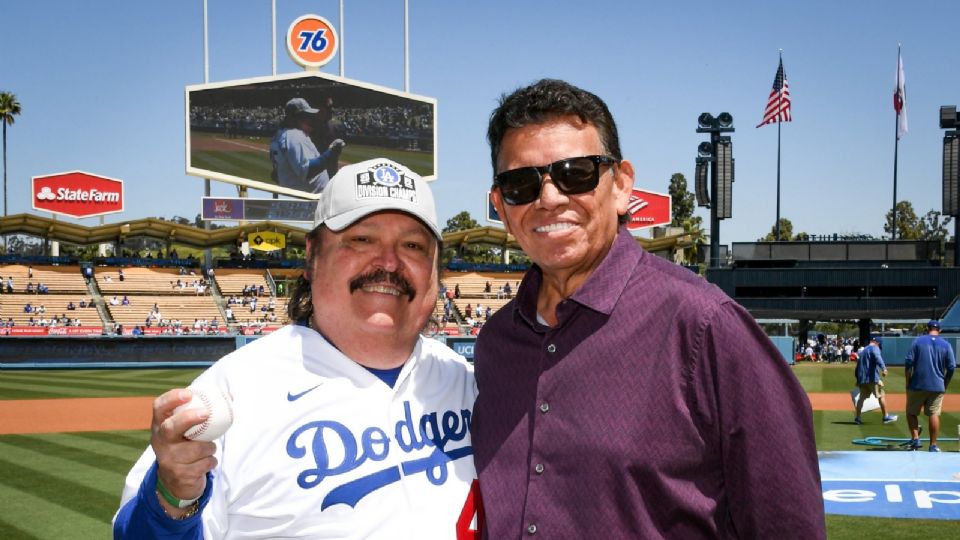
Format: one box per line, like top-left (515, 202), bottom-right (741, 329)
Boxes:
top-left (894, 49), bottom-right (908, 140)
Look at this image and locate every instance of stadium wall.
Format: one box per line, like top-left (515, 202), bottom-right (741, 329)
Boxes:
top-left (0, 336), bottom-right (238, 369)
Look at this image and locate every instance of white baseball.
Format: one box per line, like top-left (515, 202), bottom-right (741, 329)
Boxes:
top-left (175, 386), bottom-right (234, 442)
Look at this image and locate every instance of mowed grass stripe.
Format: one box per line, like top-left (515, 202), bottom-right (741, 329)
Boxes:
top-left (0, 457), bottom-right (121, 524)
top-left (0, 438), bottom-right (134, 492)
top-left (0, 483), bottom-right (108, 539)
top-left (0, 516), bottom-right (39, 540)
top-left (70, 430), bottom-right (151, 452)
top-left (0, 369), bottom-right (202, 400)
top-left (0, 433), bottom-right (142, 475)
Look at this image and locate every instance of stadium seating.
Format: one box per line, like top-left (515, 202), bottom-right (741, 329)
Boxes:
top-left (0, 293), bottom-right (101, 327)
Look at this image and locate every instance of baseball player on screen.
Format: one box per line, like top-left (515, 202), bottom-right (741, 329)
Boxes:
top-left (270, 97), bottom-right (346, 194)
top-left (113, 158), bottom-right (482, 539)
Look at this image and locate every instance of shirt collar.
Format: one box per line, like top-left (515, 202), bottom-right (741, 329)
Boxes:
top-left (513, 226), bottom-right (644, 327)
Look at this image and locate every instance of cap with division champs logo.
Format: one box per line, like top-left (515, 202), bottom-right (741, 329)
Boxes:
top-left (314, 158), bottom-right (441, 240)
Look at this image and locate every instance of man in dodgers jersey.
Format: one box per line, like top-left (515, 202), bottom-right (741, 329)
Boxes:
top-left (114, 158), bottom-right (481, 539)
top-left (270, 97), bottom-right (346, 194)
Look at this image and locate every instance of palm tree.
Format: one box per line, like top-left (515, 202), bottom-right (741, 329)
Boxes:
top-left (0, 91), bottom-right (23, 218)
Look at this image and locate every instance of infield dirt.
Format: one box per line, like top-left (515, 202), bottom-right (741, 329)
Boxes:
top-left (0, 393), bottom-right (958, 435)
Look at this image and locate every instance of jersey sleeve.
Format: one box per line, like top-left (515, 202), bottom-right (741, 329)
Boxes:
top-left (112, 460), bottom-right (211, 540)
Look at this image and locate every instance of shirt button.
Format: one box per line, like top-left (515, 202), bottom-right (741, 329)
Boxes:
top-left (539, 402), bottom-right (550, 413)
top-left (527, 523), bottom-right (538, 534)
top-left (546, 344), bottom-right (557, 353)
top-left (534, 463), bottom-right (544, 474)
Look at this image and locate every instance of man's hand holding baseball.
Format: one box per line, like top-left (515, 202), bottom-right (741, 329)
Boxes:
top-left (151, 388), bottom-right (217, 517)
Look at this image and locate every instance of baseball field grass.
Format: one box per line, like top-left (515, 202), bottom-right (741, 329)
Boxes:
top-left (189, 131), bottom-right (436, 186)
top-left (0, 364), bottom-right (957, 538)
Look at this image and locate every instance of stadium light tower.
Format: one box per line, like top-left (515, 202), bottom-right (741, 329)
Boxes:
top-left (941, 105), bottom-right (959, 266)
top-left (695, 112), bottom-right (735, 268)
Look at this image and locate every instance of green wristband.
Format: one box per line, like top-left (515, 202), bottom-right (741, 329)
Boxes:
top-left (156, 477), bottom-right (200, 509)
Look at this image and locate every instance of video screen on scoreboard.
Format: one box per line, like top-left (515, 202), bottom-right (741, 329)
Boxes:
top-left (186, 71), bottom-right (437, 199)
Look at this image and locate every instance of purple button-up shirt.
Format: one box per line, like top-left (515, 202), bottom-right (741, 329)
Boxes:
top-left (473, 228), bottom-right (825, 539)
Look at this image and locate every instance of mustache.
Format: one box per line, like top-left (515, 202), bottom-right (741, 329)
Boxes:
top-left (349, 269), bottom-right (416, 302)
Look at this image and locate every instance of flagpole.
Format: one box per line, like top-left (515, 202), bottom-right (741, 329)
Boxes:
top-left (776, 111), bottom-right (782, 240)
top-left (775, 50), bottom-right (783, 241)
top-left (892, 44), bottom-right (901, 240)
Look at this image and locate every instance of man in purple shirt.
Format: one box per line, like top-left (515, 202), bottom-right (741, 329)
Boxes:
top-left (473, 79), bottom-right (825, 538)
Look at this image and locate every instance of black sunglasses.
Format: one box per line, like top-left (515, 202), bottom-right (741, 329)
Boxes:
top-left (493, 155), bottom-right (618, 206)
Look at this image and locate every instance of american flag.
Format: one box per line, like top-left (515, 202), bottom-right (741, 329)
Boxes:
top-left (756, 58), bottom-right (791, 128)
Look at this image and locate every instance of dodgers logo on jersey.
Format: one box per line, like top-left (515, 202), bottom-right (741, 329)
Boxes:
top-left (286, 401), bottom-right (472, 509)
top-left (355, 163), bottom-right (418, 204)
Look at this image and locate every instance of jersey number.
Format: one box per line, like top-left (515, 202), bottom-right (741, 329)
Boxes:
top-left (456, 479), bottom-right (484, 539)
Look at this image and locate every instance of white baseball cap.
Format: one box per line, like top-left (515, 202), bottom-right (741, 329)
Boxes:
top-left (285, 97), bottom-right (319, 116)
top-left (314, 158), bottom-right (441, 240)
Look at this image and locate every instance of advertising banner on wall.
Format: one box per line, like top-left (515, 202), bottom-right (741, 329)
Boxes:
top-left (626, 188), bottom-right (672, 231)
top-left (247, 231), bottom-right (286, 251)
top-left (32, 171), bottom-right (124, 218)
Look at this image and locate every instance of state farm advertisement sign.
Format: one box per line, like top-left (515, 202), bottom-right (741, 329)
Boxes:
top-left (626, 188), bottom-right (672, 231)
top-left (32, 171), bottom-right (124, 218)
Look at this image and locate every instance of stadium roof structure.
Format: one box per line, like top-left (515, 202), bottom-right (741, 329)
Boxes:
top-left (0, 213), bottom-right (309, 249)
top-left (0, 213), bottom-right (700, 256)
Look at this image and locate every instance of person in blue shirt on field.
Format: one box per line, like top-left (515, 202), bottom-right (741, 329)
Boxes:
top-left (905, 320), bottom-right (956, 452)
top-left (854, 336), bottom-right (897, 425)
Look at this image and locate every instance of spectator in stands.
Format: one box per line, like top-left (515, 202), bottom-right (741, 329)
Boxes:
top-left (475, 302), bottom-right (483, 318)
top-left (104, 275), bottom-right (113, 283)
top-left (27, 265), bottom-right (33, 279)
top-left (132, 326), bottom-right (143, 336)
top-left (502, 281), bottom-right (512, 298)
top-left (38, 282), bottom-right (49, 294)
top-left (6, 276), bottom-right (12, 293)
top-left (249, 297), bottom-right (258, 313)
top-left (115, 324), bottom-right (124, 335)
top-left (6, 317), bottom-right (13, 327)
top-left (110, 296), bottom-right (120, 306)
top-left (224, 307), bottom-right (235, 322)
top-left (485, 305), bottom-right (492, 320)
top-left (37, 304), bottom-right (45, 314)
top-left (79, 299), bottom-right (87, 308)
top-left (67, 301), bottom-right (76, 311)
top-left (82, 266), bottom-right (93, 283)
top-left (122, 295), bottom-right (130, 306)
top-left (23, 303), bottom-right (33, 313)
top-left (267, 298), bottom-right (276, 312)
top-left (484, 281), bottom-right (492, 296)
top-left (119, 268), bottom-right (125, 282)
top-left (26, 282), bottom-right (34, 294)
top-left (496, 284), bottom-right (504, 299)
top-left (464, 303), bottom-right (473, 318)
top-left (439, 282), bottom-right (447, 300)
top-left (454, 284), bottom-right (461, 299)
top-left (27, 316), bottom-right (36, 326)
top-left (257, 284), bottom-right (265, 297)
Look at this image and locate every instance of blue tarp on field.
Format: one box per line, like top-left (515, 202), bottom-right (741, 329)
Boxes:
top-left (819, 451), bottom-right (960, 520)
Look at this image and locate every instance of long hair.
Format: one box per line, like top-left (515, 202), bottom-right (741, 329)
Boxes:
top-left (286, 225), bottom-right (444, 335)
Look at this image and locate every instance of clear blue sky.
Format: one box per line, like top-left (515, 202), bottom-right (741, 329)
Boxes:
top-left (2, 0), bottom-right (957, 244)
